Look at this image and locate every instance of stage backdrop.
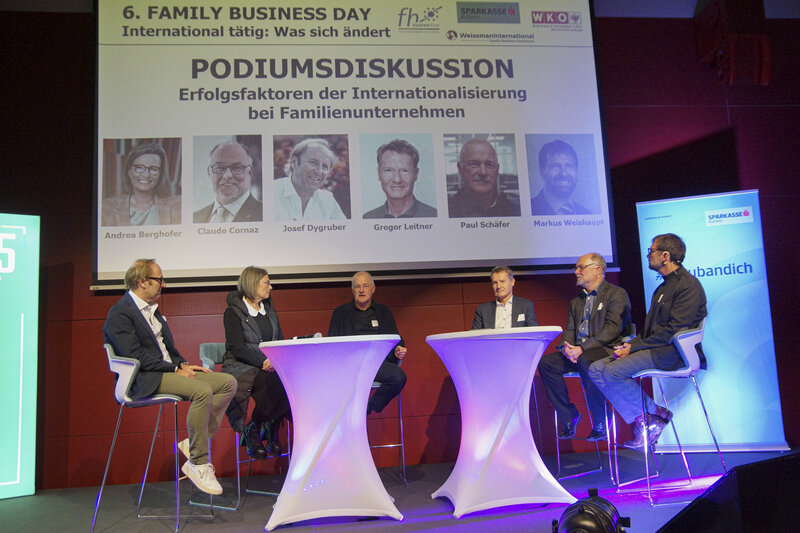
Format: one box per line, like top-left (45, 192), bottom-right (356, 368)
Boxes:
top-left (636, 191), bottom-right (787, 451)
top-left (0, 213), bottom-right (40, 499)
top-left (94, 0), bottom-right (616, 287)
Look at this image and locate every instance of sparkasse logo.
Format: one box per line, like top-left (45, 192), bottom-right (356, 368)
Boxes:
top-left (705, 206), bottom-right (754, 226)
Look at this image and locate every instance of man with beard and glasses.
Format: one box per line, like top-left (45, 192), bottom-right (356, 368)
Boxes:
top-left (589, 234), bottom-right (707, 448)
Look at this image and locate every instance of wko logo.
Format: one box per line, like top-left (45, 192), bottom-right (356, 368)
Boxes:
top-left (531, 11), bottom-right (581, 25)
top-left (704, 206), bottom-right (754, 226)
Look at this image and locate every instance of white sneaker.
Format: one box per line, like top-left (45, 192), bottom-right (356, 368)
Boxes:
top-left (177, 438), bottom-right (190, 461)
top-left (181, 461), bottom-right (222, 495)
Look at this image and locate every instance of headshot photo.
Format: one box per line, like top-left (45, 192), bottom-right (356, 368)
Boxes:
top-left (193, 135), bottom-right (263, 223)
top-left (444, 134), bottom-right (521, 218)
top-left (273, 135), bottom-right (350, 221)
top-left (527, 134), bottom-right (600, 216)
top-left (101, 138), bottom-right (182, 226)
top-left (360, 134), bottom-right (437, 219)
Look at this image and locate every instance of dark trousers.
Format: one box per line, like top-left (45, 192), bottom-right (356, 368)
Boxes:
top-left (369, 360), bottom-right (407, 413)
top-left (538, 346), bottom-right (609, 426)
top-left (250, 369), bottom-right (291, 426)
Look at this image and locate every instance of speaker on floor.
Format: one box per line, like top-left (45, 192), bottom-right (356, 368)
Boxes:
top-left (658, 453), bottom-right (800, 533)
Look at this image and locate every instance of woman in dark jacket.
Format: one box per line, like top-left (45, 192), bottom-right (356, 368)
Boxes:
top-left (221, 266), bottom-right (291, 458)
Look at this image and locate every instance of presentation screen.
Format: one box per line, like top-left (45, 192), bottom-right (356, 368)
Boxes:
top-left (94, 0), bottom-right (615, 287)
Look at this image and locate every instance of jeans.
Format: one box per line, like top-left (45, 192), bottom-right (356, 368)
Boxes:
top-left (588, 350), bottom-right (660, 424)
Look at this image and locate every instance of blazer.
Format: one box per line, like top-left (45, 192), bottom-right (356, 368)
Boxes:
top-left (561, 280), bottom-right (631, 356)
top-left (102, 292), bottom-right (187, 400)
top-left (101, 194), bottom-right (182, 226)
top-left (471, 295), bottom-right (537, 330)
top-left (193, 194), bottom-right (263, 223)
top-left (530, 191), bottom-right (591, 216)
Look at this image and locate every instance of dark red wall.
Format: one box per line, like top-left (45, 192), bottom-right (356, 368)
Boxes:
top-left (1, 12), bottom-right (797, 490)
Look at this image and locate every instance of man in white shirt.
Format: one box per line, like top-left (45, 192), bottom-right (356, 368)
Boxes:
top-left (274, 138), bottom-right (347, 220)
top-left (103, 259), bottom-right (237, 495)
top-left (471, 266), bottom-right (537, 330)
top-left (193, 140), bottom-right (263, 223)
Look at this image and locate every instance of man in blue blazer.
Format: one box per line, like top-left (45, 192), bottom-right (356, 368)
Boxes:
top-left (103, 259), bottom-right (236, 495)
top-left (471, 266), bottom-right (537, 330)
top-left (538, 253), bottom-right (631, 441)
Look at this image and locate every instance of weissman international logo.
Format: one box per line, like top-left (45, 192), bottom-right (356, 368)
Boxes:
top-left (397, 6), bottom-right (442, 32)
top-left (705, 206), bottom-right (754, 226)
top-left (457, 2), bottom-right (520, 24)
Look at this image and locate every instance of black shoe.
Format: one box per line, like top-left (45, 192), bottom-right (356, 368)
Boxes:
top-left (585, 421), bottom-right (607, 441)
top-left (624, 413), bottom-right (669, 449)
top-left (261, 419), bottom-right (283, 456)
top-left (241, 421), bottom-right (267, 459)
top-left (558, 412), bottom-right (582, 440)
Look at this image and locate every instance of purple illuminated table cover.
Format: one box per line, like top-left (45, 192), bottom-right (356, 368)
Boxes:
top-left (260, 334), bottom-right (403, 531)
top-left (426, 326), bottom-right (577, 517)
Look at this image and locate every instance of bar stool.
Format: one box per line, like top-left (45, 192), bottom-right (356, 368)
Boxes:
top-left (368, 358), bottom-right (407, 486)
top-left (192, 342), bottom-right (290, 511)
top-left (553, 373), bottom-right (607, 480)
top-left (613, 318), bottom-right (726, 504)
top-left (91, 344), bottom-right (212, 533)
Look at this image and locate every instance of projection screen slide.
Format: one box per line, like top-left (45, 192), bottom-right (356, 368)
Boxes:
top-left (94, 0), bottom-right (615, 287)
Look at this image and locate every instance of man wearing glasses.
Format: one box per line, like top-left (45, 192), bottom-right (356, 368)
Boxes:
top-left (589, 234), bottom-right (707, 448)
top-left (193, 140), bottom-right (263, 223)
top-left (274, 138), bottom-right (346, 220)
top-left (103, 259), bottom-right (237, 495)
top-left (538, 253), bottom-right (631, 441)
top-left (328, 271), bottom-right (406, 414)
top-left (448, 138), bottom-right (521, 218)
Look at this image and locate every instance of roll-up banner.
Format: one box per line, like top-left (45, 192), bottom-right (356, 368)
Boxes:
top-left (636, 190), bottom-right (787, 451)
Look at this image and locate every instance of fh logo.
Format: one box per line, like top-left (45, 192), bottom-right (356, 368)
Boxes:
top-left (397, 6), bottom-right (442, 27)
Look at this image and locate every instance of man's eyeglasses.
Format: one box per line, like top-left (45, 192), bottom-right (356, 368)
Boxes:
top-left (132, 165), bottom-right (161, 175)
top-left (574, 263), bottom-right (597, 272)
top-left (464, 160), bottom-right (499, 171)
top-left (647, 248), bottom-right (665, 256)
top-left (147, 276), bottom-right (165, 284)
top-left (209, 164), bottom-right (250, 176)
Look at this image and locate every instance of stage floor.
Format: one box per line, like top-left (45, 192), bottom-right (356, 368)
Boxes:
top-left (2, 450), bottom-right (793, 532)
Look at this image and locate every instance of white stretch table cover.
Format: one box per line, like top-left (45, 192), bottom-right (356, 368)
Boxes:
top-left (426, 327), bottom-right (577, 517)
top-left (260, 334), bottom-right (403, 531)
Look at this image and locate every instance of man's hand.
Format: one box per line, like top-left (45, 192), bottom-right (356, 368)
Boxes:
top-left (561, 342), bottom-right (582, 363)
top-left (262, 358), bottom-right (275, 372)
top-left (394, 346), bottom-right (407, 360)
top-left (613, 342), bottom-right (631, 359)
top-left (176, 363), bottom-right (211, 378)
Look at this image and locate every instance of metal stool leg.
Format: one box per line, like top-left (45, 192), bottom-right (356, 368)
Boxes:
top-left (397, 392), bottom-right (408, 487)
top-left (555, 376), bottom-right (602, 480)
top-left (91, 405), bottom-right (125, 532)
top-left (691, 375), bottom-right (727, 472)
